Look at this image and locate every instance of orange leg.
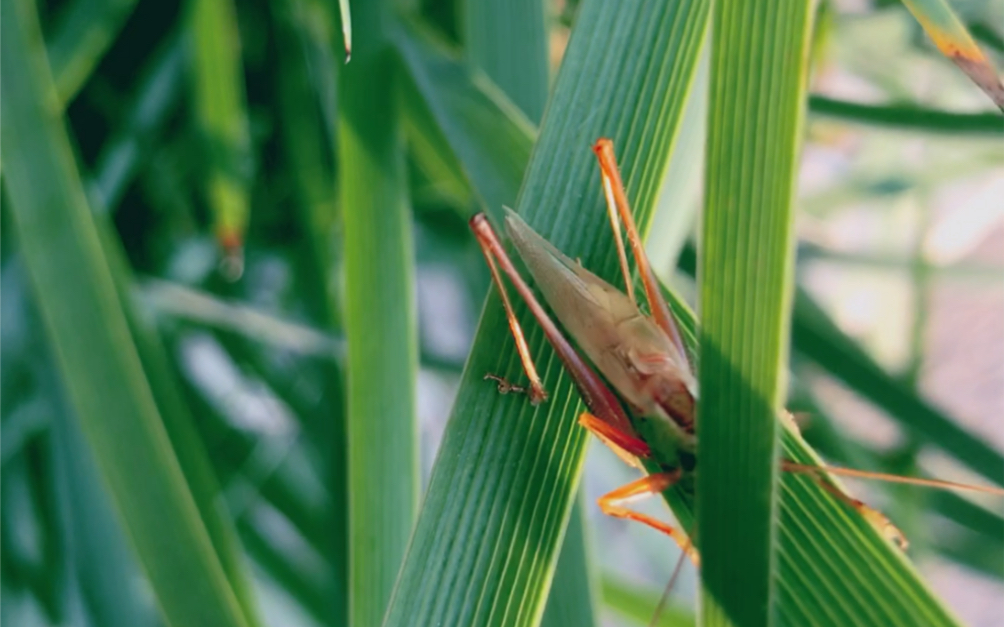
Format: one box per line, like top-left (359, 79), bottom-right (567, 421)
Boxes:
top-left (476, 243), bottom-right (548, 405)
top-left (579, 412), bottom-right (651, 462)
top-left (469, 214), bottom-right (640, 437)
top-left (598, 471), bottom-right (700, 565)
top-left (592, 139), bottom-right (689, 367)
top-left (781, 460), bottom-right (908, 550)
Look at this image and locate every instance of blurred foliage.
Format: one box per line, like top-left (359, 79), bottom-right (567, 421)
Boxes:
top-left (2, 0), bottom-right (1002, 626)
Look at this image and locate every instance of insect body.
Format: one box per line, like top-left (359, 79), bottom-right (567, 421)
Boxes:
top-left (470, 138), bottom-right (714, 557)
top-left (470, 138), bottom-right (1002, 559)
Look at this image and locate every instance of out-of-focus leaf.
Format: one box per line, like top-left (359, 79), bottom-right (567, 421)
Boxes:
top-left (899, 0), bottom-right (1004, 109)
top-left (48, 0), bottom-right (140, 105)
top-left (239, 516), bottom-right (329, 622)
top-left (395, 22), bottom-right (536, 218)
top-left (273, 0), bottom-right (342, 327)
top-left (791, 292), bottom-right (1004, 487)
top-left (931, 530), bottom-right (1004, 580)
top-left (931, 492), bottom-right (1004, 542)
top-left (90, 33), bottom-right (186, 211)
top-left (969, 21), bottom-right (1004, 54)
top-left (139, 279), bottom-right (343, 357)
top-left (338, 1), bottom-right (418, 626)
top-left (189, 0), bottom-right (253, 271)
top-left (601, 576), bottom-right (695, 627)
top-left (1, 1), bottom-right (255, 625)
top-left (808, 95), bottom-right (1004, 134)
top-left (402, 79), bottom-right (476, 208)
top-left (48, 371), bottom-right (158, 627)
top-left (789, 381), bottom-right (1004, 548)
top-left (463, 0), bottom-right (548, 122)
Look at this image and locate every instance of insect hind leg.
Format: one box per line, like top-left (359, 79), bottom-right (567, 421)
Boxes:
top-left (597, 470), bottom-right (700, 565)
top-left (781, 460), bottom-right (908, 549)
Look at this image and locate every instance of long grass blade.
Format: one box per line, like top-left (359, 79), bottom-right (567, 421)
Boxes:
top-left (339, 1), bottom-right (419, 625)
top-left (396, 22), bottom-right (536, 217)
top-left (383, 1), bottom-right (709, 624)
top-left (808, 95), bottom-right (1004, 135)
top-left (460, 3), bottom-right (600, 623)
top-left (697, 3), bottom-right (813, 624)
top-left (1, 1), bottom-right (253, 625)
top-left (189, 0), bottom-right (253, 274)
top-left (48, 0), bottom-right (139, 105)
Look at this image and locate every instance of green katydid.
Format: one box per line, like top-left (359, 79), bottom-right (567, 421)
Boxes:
top-left (470, 138), bottom-right (1004, 564)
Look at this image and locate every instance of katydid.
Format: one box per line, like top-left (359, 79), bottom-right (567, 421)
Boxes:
top-left (470, 138), bottom-right (1004, 562)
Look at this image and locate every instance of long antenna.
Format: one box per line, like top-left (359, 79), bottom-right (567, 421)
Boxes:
top-left (782, 461), bottom-right (1004, 496)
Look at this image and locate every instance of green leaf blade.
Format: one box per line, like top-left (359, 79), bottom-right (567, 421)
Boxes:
top-left (698, 2), bottom-right (814, 624)
top-left (899, 0), bottom-right (1004, 109)
top-left (384, 0), bottom-right (708, 625)
top-left (459, 3), bottom-right (601, 623)
top-left (48, 0), bottom-right (139, 106)
top-left (339, 2), bottom-right (419, 626)
top-left (464, 0), bottom-right (549, 123)
top-left (1, 2), bottom-right (254, 626)
top-left (396, 22), bottom-right (535, 217)
top-left (189, 0), bottom-right (253, 264)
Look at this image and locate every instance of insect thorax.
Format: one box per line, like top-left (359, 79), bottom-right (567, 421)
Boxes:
top-left (632, 409), bottom-right (696, 471)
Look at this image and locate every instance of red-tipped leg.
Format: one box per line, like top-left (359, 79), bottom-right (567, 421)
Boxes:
top-left (579, 412), bottom-right (651, 465)
top-left (597, 470), bottom-right (700, 565)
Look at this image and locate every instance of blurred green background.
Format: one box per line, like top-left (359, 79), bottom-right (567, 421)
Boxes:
top-left (2, 0), bottom-right (1002, 626)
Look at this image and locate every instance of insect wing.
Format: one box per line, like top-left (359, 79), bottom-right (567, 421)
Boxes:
top-left (503, 209), bottom-right (694, 417)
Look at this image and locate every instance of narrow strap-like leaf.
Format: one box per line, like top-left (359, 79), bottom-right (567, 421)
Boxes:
top-left (698, 2), bottom-right (813, 623)
top-left (383, 0), bottom-right (709, 624)
top-left (189, 0), bottom-right (253, 271)
top-left (1, 1), bottom-right (253, 625)
top-left (339, 1), bottom-right (419, 625)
